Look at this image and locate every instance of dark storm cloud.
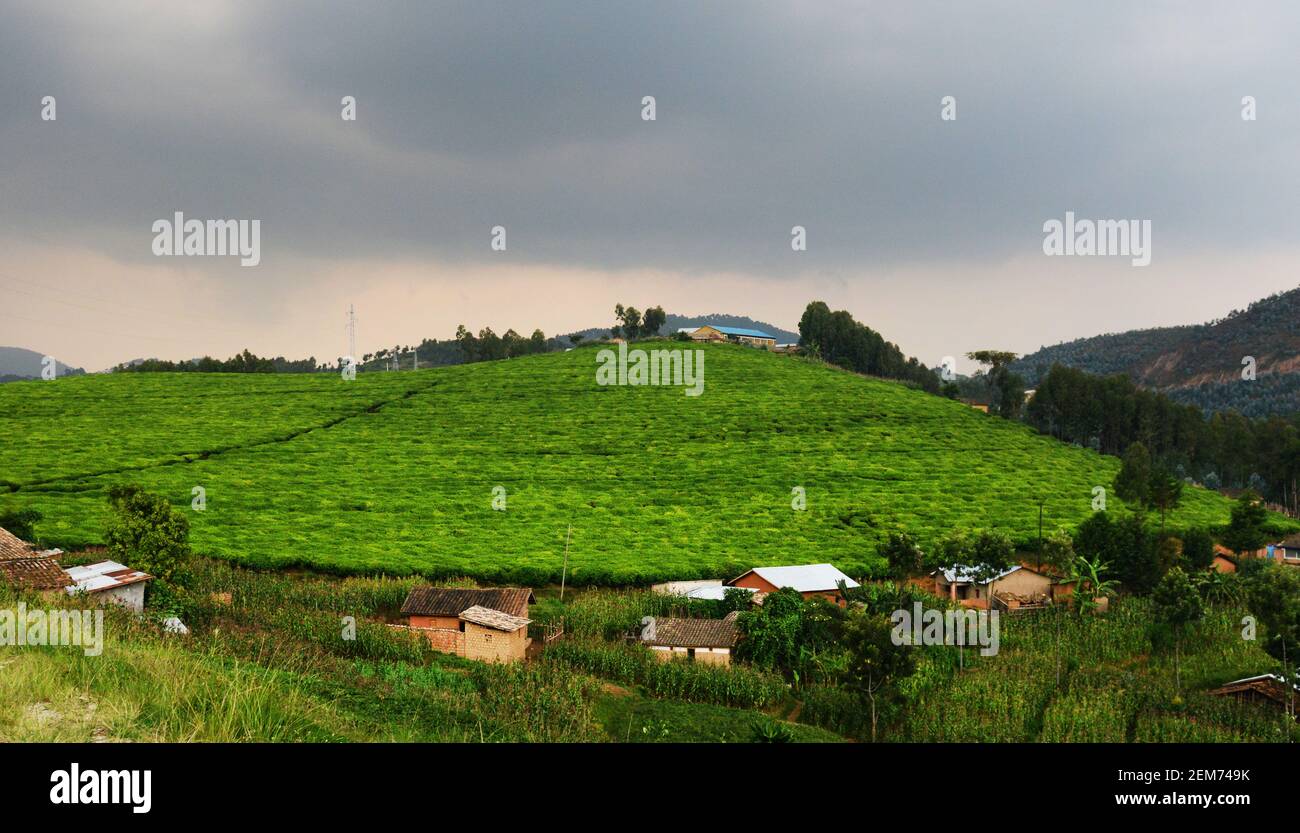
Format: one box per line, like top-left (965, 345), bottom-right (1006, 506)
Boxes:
top-left (1, 0), bottom-right (1299, 279)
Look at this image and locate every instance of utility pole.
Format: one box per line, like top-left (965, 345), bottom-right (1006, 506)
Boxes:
top-left (560, 524), bottom-right (572, 602)
top-left (345, 304), bottom-right (356, 361)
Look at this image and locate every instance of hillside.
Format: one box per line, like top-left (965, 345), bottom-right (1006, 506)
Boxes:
top-left (0, 346), bottom-right (85, 381)
top-left (1013, 287), bottom-right (1300, 417)
top-left (0, 343), bottom-right (1272, 584)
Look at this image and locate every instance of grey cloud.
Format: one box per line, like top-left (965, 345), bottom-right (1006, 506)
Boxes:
top-left (1, 0), bottom-right (1299, 281)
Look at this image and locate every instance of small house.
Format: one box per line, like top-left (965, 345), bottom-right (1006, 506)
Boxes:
top-left (400, 587), bottom-right (535, 664)
top-left (1269, 534), bottom-right (1300, 565)
top-left (1208, 674), bottom-right (1298, 720)
top-left (641, 612), bottom-right (740, 665)
top-left (727, 563), bottom-right (859, 605)
top-left (679, 325), bottom-right (776, 350)
top-left (63, 561), bottom-right (153, 613)
top-left (1215, 542), bottom-right (1270, 563)
top-left (932, 564), bottom-right (1052, 610)
top-left (1212, 552), bottom-right (1238, 573)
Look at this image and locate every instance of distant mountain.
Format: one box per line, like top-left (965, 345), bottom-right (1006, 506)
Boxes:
top-left (1012, 287), bottom-right (1300, 417)
top-left (0, 346), bottom-right (85, 381)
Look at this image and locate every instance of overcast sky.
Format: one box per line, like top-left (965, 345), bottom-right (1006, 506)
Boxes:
top-left (2, 1), bottom-right (1299, 371)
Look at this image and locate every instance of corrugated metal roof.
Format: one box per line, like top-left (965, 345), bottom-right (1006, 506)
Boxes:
top-left (684, 585), bottom-right (757, 601)
top-left (710, 325), bottom-right (775, 339)
top-left (64, 560), bottom-right (152, 594)
top-left (730, 563), bottom-right (859, 593)
top-left (400, 587), bottom-right (534, 618)
top-left (459, 604), bottom-right (530, 632)
top-left (642, 616), bottom-right (739, 649)
top-left (938, 565), bottom-right (1022, 584)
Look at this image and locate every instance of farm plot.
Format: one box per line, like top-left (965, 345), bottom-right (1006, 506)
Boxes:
top-left (0, 344), bottom-right (1263, 583)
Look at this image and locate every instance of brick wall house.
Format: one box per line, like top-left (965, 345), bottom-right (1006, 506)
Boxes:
top-left (400, 587), bottom-right (535, 664)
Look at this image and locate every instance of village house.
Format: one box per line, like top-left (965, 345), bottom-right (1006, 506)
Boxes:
top-left (1268, 534), bottom-right (1300, 565)
top-left (1214, 541), bottom-right (1298, 568)
top-left (64, 560), bottom-right (154, 613)
top-left (400, 587), bottom-right (535, 664)
top-left (727, 563), bottom-right (859, 605)
top-left (0, 526), bottom-right (72, 595)
top-left (677, 325), bottom-right (777, 350)
top-left (641, 611), bottom-right (740, 665)
top-left (1211, 550), bottom-right (1238, 573)
top-left (932, 564), bottom-right (1053, 611)
top-left (1207, 674), bottom-right (1298, 721)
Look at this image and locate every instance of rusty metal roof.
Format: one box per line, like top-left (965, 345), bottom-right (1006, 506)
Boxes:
top-left (642, 615), bottom-right (739, 649)
top-left (400, 587), bottom-right (534, 618)
top-left (64, 560), bottom-right (153, 594)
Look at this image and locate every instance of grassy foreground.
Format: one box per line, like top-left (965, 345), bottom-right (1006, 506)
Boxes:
top-left (1, 343), bottom-right (1278, 584)
top-left (2, 561), bottom-right (1291, 743)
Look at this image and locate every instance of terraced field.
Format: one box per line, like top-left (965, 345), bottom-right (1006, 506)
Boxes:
top-left (0, 343), bottom-right (1275, 584)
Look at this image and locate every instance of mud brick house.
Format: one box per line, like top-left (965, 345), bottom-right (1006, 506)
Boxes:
top-left (932, 564), bottom-right (1053, 610)
top-left (400, 587), bottom-right (535, 664)
top-left (0, 526), bottom-right (72, 595)
top-left (727, 563), bottom-right (859, 605)
top-left (640, 611), bottom-right (740, 665)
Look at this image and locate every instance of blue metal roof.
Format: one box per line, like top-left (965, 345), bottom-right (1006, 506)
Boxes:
top-left (709, 325), bottom-right (774, 339)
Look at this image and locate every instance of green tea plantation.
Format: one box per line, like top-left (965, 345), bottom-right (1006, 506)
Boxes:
top-left (0, 343), bottom-right (1270, 584)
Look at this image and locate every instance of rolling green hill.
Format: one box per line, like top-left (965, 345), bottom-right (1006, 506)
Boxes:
top-left (0, 343), bottom-right (1273, 584)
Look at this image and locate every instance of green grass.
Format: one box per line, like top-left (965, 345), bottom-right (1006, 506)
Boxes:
top-left (892, 599), bottom-right (1296, 743)
top-left (1, 343), bottom-right (1280, 584)
top-left (593, 693), bottom-right (843, 743)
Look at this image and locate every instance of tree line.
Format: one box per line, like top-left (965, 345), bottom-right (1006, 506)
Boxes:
top-left (1026, 363), bottom-right (1300, 513)
top-left (797, 301), bottom-right (940, 393)
top-left (116, 350), bottom-right (320, 374)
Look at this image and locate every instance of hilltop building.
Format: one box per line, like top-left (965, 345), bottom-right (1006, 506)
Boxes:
top-left (677, 325), bottom-right (777, 350)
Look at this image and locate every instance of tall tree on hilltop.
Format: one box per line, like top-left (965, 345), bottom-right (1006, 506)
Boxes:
top-left (966, 350), bottom-right (1025, 418)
